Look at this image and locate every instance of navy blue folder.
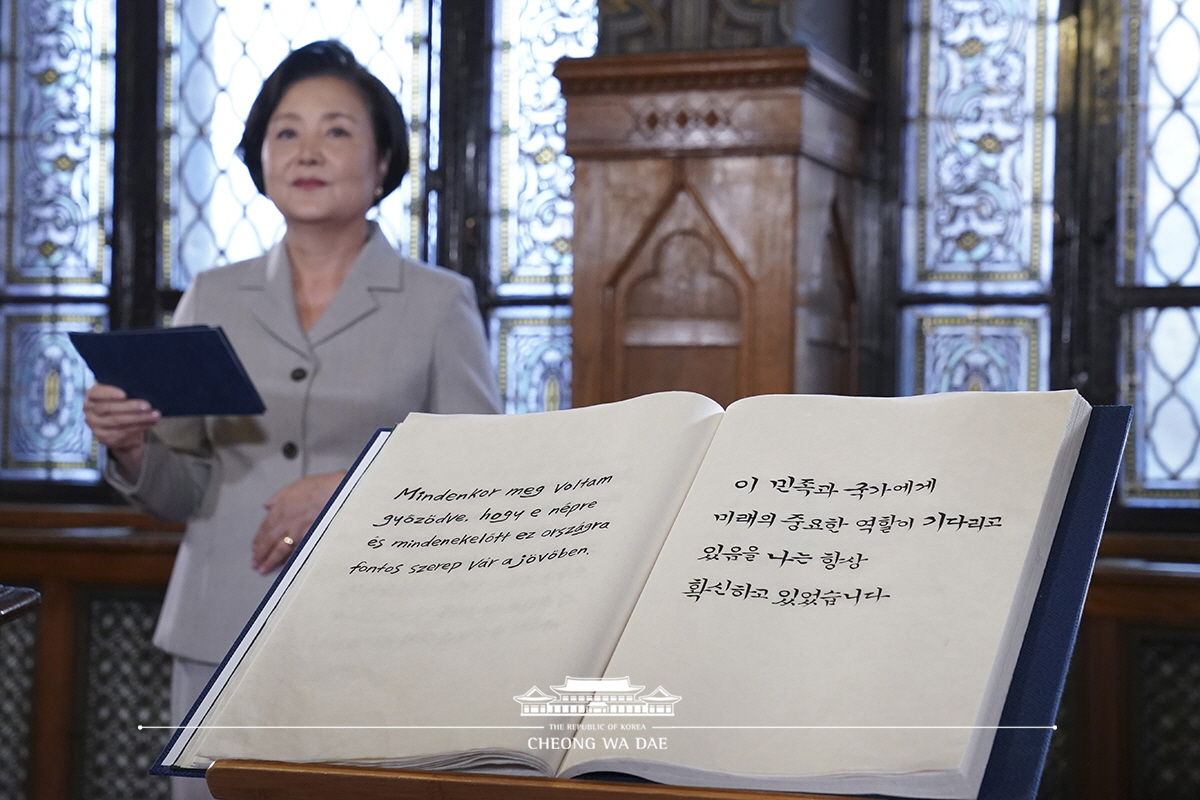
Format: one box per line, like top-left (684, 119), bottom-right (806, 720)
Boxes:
top-left (69, 326), bottom-right (265, 417)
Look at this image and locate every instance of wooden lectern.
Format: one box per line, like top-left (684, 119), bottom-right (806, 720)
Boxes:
top-left (194, 409), bottom-right (1135, 800)
top-left (557, 48), bottom-right (870, 408)
top-left (205, 760), bottom-right (873, 800)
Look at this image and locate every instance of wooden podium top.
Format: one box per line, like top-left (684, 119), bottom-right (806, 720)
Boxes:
top-left (205, 760), bottom-right (875, 800)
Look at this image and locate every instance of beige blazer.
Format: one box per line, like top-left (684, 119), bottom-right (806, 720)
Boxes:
top-left (110, 224), bottom-right (501, 662)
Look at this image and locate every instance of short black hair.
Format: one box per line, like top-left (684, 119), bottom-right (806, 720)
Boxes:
top-left (237, 40), bottom-right (409, 203)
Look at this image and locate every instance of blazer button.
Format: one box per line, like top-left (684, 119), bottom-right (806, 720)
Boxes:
top-left (282, 442), bottom-right (299, 459)
top-left (290, 367), bottom-right (308, 381)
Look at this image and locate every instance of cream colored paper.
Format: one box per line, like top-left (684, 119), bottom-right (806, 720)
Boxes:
top-left (559, 391), bottom-right (1089, 799)
top-left (171, 391), bottom-right (723, 769)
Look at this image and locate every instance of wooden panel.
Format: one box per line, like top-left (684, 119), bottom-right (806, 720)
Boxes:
top-left (572, 158), bottom-right (676, 408)
top-left (556, 48), bottom-right (868, 111)
top-left (0, 509), bottom-right (180, 800)
top-left (1086, 559), bottom-right (1200, 625)
top-left (556, 48), bottom-right (816, 93)
top-left (562, 47), bottom-right (869, 410)
top-left (623, 346), bottom-right (740, 408)
top-left (557, 48), bottom-right (867, 166)
top-left (798, 89), bottom-right (862, 174)
top-left (602, 175), bottom-right (757, 403)
top-left (0, 529), bottom-right (180, 584)
top-left (1099, 531), bottom-right (1200, 562)
top-left (1075, 559), bottom-right (1200, 799)
top-left (793, 159), bottom-right (857, 395)
top-left (29, 578), bottom-right (75, 800)
top-left (684, 157), bottom-right (796, 397)
top-left (206, 760), bottom-right (876, 800)
top-left (1079, 614), bottom-right (1126, 800)
top-left (0, 502), bottom-right (184, 532)
top-left (571, 154), bottom-right (801, 407)
top-left (562, 87), bottom-right (804, 158)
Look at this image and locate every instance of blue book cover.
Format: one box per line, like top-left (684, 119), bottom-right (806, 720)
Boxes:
top-left (976, 405), bottom-right (1131, 800)
top-left (69, 326), bottom-right (265, 417)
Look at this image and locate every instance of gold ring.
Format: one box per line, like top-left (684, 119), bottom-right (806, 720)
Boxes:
top-left (282, 536), bottom-right (295, 547)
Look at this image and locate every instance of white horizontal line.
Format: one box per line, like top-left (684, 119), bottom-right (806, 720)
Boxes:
top-left (140, 724), bottom-right (1056, 731)
top-left (138, 725), bottom-right (545, 731)
top-left (652, 726), bottom-right (1056, 730)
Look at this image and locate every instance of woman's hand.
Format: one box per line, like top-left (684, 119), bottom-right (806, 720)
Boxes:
top-left (251, 472), bottom-right (346, 574)
top-left (83, 383), bottom-right (160, 483)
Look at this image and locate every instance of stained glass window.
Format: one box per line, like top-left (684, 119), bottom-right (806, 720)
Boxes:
top-left (489, 0), bottom-right (596, 412)
top-left (899, 305), bottom-right (1048, 395)
top-left (491, 0), bottom-right (595, 296)
top-left (2, 305), bottom-right (107, 481)
top-left (0, 0), bottom-right (113, 482)
top-left (1123, 0), bottom-right (1200, 288)
top-left (1119, 0), bottom-right (1200, 505)
top-left (900, 0), bottom-right (1058, 394)
top-left (490, 305), bottom-right (572, 414)
top-left (165, 0), bottom-right (431, 289)
top-left (1121, 308), bottom-right (1200, 504)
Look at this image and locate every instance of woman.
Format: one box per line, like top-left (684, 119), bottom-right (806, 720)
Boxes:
top-left (84, 41), bottom-right (500, 796)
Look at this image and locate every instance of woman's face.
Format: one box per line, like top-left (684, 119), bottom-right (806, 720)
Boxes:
top-left (261, 75), bottom-right (388, 228)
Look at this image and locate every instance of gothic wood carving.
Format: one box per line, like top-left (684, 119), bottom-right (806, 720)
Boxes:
top-left (561, 47), bottom-right (869, 407)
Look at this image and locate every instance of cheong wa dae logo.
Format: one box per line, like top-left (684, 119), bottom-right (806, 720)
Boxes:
top-left (514, 677), bottom-right (680, 716)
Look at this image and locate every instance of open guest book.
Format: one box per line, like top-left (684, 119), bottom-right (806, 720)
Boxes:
top-left (154, 390), bottom-right (1126, 800)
